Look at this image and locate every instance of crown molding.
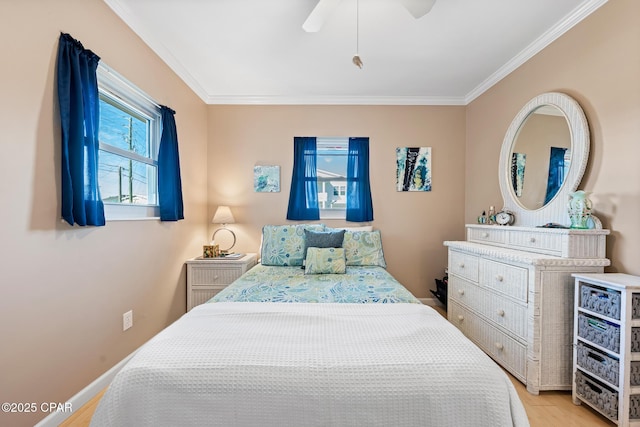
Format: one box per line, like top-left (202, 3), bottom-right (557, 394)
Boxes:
top-left (204, 94), bottom-right (466, 106)
top-left (465, 0), bottom-right (608, 104)
top-left (103, 0), bottom-right (210, 102)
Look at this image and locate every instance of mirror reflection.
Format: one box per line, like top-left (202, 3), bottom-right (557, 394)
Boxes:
top-left (510, 105), bottom-right (571, 210)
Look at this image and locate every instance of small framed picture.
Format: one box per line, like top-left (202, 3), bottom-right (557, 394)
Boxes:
top-left (203, 244), bottom-right (220, 258)
top-left (254, 165), bottom-right (280, 192)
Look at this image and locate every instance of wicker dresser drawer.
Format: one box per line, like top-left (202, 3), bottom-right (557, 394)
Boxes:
top-left (449, 301), bottom-right (526, 380)
top-left (467, 227), bottom-right (507, 245)
top-left (448, 300), bottom-right (472, 337)
top-left (448, 275), bottom-right (484, 313)
top-left (484, 292), bottom-right (527, 339)
top-left (480, 320), bottom-right (527, 381)
top-left (449, 250), bottom-right (479, 283)
top-left (480, 259), bottom-right (528, 302)
top-left (508, 230), bottom-right (562, 256)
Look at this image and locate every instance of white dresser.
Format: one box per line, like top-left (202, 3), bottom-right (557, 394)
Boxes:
top-left (445, 224), bottom-right (609, 394)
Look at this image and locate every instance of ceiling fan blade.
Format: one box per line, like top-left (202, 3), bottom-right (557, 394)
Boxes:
top-left (302, 0), bottom-right (343, 33)
top-left (397, 0), bottom-right (436, 19)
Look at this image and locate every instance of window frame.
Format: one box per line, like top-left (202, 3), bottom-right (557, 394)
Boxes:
top-left (316, 137), bottom-right (348, 220)
top-left (96, 63), bottom-right (162, 220)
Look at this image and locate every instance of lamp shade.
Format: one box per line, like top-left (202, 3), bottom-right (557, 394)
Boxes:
top-left (212, 206), bottom-right (235, 224)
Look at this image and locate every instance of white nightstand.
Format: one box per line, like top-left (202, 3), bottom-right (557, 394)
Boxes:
top-left (186, 253), bottom-right (258, 311)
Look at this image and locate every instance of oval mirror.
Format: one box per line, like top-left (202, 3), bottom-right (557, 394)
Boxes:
top-left (499, 92), bottom-right (591, 227)
top-left (510, 105), bottom-right (571, 210)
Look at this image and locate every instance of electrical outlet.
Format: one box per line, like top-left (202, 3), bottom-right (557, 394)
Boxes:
top-left (123, 310), bottom-right (133, 331)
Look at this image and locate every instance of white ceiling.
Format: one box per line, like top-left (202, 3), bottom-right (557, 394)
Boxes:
top-left (103, 0), bottom-right (607, 105)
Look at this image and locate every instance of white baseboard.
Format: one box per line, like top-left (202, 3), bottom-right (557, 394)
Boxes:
top-left (419, 297), bottom-right (441, 307)
top-left (34, 350), bottom-right (137, 427)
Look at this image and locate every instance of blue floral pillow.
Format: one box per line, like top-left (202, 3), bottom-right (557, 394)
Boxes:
top-left (343, 230), bottom-right (387, 268)
top-left (305, 247), bottom-right (346, 275)
top-left (261, 224), bottom-right (325, 266)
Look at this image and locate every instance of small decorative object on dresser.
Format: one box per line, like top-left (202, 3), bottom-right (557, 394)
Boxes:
top-left (203, 244), bottom-right (220, 258)
top-left (186, 253), bottom-right (257, 311)
top-left (495, 209), bottom-right (515, 226)
top-left (572, 273), bottom-right (640, 426)
top-left (568, 190), bottom-right (593, 229)
top-left (445, 92), bottom-right (611, 395)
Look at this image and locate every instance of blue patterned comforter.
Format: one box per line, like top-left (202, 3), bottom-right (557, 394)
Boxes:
top-left (210, 264), bottom-right (420, 304)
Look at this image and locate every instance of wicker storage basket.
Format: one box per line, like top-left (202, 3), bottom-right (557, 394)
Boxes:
top-left (580, 284), bottom-right (622, 320)
top-left (632, 363), bottom-right (640, 387)
top-left (578, 313), bottom-right (621, 353)
top-left (631, 395), bottom-right (640, 420)
top-left (634, 293), bottom-right (640, 319)
top-left (575, 371), bottom-right (618, 420)
top-left (576, 342), bottom-right (620, 386)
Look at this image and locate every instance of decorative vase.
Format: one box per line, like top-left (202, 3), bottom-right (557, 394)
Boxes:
top-left (568, 190), bottom-right (592, 229)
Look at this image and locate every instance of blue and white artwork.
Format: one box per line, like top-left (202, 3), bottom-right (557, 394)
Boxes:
top-left (511, 152), bottom-right (526, 198)
top-left (396, 147), bottom-right (432, 192)
top-left (254, 165), bottom-right (280, 192)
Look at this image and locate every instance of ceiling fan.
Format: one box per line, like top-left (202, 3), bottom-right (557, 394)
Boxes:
top-left (302, 0), bottom-right (437, 33)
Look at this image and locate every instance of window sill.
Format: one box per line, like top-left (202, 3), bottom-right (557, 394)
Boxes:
top-left (104, 203), bottom-right (160, 221)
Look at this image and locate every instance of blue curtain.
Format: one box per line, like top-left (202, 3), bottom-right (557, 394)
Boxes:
top-left (57, 33), bottom-right (105, 226)
top-left (544, 146), bottom-right (567, 205)
top-left (286, 137), bottom-right (319, 220)
top-left (346, 137), bottom-right (374, 222)
top-left (158, 106), bottom-right (184, 221)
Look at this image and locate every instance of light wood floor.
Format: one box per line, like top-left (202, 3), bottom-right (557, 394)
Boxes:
top-left (60, 305), bottom-right (616, 427)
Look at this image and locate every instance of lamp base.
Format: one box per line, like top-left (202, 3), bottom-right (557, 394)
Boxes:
top-left (212, 227), bottom-right (236, 253)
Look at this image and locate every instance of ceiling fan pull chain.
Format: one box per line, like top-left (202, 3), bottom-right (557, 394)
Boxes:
top-left (353, 0), bottom-right (363, 68)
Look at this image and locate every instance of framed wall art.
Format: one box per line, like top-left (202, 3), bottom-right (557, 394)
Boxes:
top-left (254, 165), bottom-right (280, 192)
top-left (396, 147), bottom-right (432, 192)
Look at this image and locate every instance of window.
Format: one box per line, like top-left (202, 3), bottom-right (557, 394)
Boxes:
top-left (317, 137), bottom-right (348, 219)
top-left (97, 64), bottom-right (161, 220)
top-left (287, 136), bottom-right (373, 222)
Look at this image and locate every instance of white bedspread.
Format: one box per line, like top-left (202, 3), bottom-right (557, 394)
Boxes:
top-left (91, 303), bottom-right (529, 427)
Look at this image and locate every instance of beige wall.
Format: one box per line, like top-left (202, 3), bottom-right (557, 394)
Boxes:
top-left (0, 1), bottom-right (208, 426)
top-left (2, 0), bottom-right (639, 425)
top-left (207, 105), bottom-right (466, 297)
top-left (466, 0), bottom-right (640, 275)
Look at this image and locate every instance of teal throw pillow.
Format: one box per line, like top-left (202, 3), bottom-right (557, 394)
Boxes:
top-left (304, 247), bottom-right (346, 275)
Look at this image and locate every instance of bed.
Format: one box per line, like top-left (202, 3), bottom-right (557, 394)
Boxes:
top-left (90, 225), bottom-right (529, 427)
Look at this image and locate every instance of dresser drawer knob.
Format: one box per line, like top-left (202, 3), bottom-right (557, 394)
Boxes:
top-left (495, 342), bottom-right (504, 350)
top-left (496, 309), bottom-right (505, 317)
top-left (495, 275), bottom-right (504, 282)
top-left (482, 232), bottom-right (489, 238)
top-left (458, 289), bottom-right (465, 296)
top-left (459, 262), bottom-right (465, 269)
top-left (457, 315), bottom-right (464, 322)
top-left (529, 237), bottom-right (536, 243)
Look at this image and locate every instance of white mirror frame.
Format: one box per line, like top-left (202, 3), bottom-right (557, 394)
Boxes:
top-left (498, 92), bottom-right (598, 228)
